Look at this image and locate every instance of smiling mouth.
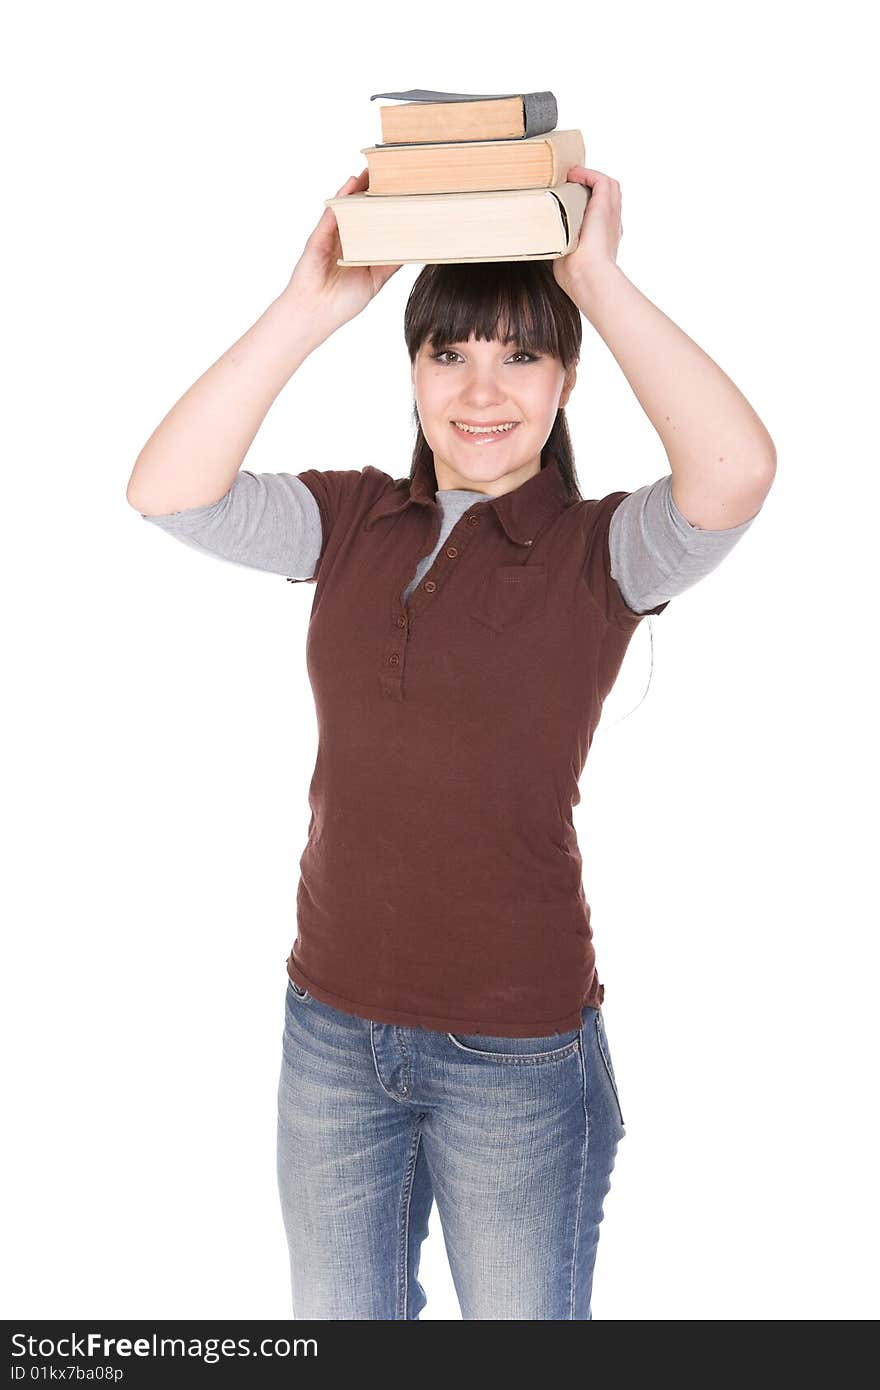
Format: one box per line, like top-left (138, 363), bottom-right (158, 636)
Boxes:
top-left (451, 421), bottom-right (521, 436)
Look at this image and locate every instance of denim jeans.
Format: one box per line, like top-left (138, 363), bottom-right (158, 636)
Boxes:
top-left (276, 978), bottom-right (626, 1319)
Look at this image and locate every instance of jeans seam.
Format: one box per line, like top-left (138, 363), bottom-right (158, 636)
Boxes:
top-left (595, 1011), bottom-right (625, 1127)
top-left (395, 1027), bottom-right (412, 1095)
top-left (397, 1119), bottom-right (424, 1319)
top-left (570, 1032), bottom-right (589, 1320)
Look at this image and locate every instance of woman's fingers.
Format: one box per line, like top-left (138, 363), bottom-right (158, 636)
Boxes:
top-left (334, 170), bottom-right (369, 197)
top-left (312, 176), bottom-right (357, 241)
top-left (373, 263), bottom-right (403, 290)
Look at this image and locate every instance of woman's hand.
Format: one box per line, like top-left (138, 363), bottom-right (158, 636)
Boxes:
top-left (552, 166), bottom-right (623, 302)
top-left (282, 169), bottom-right (403, 329)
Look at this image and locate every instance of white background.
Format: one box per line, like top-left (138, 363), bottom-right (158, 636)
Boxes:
top-left (4, 0), bottom-right (877, 1321)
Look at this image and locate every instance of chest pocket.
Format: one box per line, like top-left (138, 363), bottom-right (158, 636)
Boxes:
top-left (470, 564), bottom-right (548, 633)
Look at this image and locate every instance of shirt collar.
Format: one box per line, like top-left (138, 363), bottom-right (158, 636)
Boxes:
top-left (364, 453), bottom-right (570, 546)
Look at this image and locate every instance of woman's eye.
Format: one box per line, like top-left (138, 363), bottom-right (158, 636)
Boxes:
top-left (430, 350), bottom-right (538, 365)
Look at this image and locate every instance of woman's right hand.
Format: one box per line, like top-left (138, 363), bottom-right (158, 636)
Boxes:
top-left (283, 169), bottom-right (403, 330)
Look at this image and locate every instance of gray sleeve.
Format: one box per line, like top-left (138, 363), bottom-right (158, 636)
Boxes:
top-left (139, 469), bottom-right (323, 579)
top-left (609, 472), bottom-right (762, 614)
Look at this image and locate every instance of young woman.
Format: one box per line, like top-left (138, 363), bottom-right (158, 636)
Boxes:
top-left (128, 167), bottom-right (776, 1319)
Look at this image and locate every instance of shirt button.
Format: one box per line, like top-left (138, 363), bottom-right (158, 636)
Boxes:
top-left (396, 615), bottom-right (406, 628)
top-left (467, 515), bottom-right (479, 526)
top-left (446, 546), bottom-right (458, 558)
top-left (388, 653), bottom-right (400, 666)
top-left (424, 580), bottom-right (437, 593)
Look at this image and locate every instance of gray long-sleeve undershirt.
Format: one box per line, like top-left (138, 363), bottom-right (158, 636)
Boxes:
top-left (139, 468), bottom-right (760, 614)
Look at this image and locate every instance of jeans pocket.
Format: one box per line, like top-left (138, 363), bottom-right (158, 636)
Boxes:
top-left (445, 1026), bottom-right (580, 1064)
top-left (287, 976), bottom-right (311, 1003)
top-left (595, 1009), bottom-right (625, 1126)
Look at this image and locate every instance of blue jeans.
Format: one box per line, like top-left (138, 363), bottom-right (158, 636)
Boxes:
top-left (276, 979), bottom-right (626, 1320)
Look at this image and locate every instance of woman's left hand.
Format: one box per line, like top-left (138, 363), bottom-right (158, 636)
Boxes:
top-left (552, 166), bottom-right (623, 301)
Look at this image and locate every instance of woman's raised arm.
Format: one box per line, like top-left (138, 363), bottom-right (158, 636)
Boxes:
top-left (126, 170), bottom-right (400, 518)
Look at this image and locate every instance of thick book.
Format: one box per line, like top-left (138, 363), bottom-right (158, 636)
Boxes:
top-left (360, 129), bottom-right (585, 196)
top-left (324, 182), bottom-right (589, 267)
top-left (369, 88), bottom-right (558, 144)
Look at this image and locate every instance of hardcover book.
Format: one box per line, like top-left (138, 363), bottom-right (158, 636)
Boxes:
top-left (325, 181), bottom-right (589, 267)
top-left (361, 129), bottom-right (585, 196)
top-left (369, 88), bottom-right (558, 144)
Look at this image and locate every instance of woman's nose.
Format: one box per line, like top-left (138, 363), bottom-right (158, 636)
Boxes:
top-left (461, 378), bottom-right (507, 401)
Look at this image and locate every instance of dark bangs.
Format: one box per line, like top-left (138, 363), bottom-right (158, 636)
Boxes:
top-left (404, 261), bottom-right (581, 368)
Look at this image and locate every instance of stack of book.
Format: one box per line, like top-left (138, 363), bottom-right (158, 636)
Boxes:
top-left (325, 88), bottom-right (590, 267)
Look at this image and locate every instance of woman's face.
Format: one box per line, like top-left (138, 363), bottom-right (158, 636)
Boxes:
top-left (412, 333), bottom-right (577, 494)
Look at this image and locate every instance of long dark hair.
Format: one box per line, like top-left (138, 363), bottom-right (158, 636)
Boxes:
top-left (403, 262), bottom-right (584, 503)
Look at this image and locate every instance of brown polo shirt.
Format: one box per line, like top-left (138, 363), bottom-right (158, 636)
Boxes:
top-left (285, 453), bottom-right (669, 1036)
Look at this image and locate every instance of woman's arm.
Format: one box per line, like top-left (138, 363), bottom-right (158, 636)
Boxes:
top-left (126, 288), bottom-right (336, 516)
top-left (126, 169), bottom-right (401, 518)
top-left (574, 262), bottom-right (777, 530)
top-left (139, 468), bottom-right (324, 579)
top-left (609, 472), bottom-right (762, 615)
top-left (554, 168), bottom-right (777, 530)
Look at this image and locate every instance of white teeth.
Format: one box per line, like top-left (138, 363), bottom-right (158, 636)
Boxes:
top-left (453, 421), bottom-right (518, 434)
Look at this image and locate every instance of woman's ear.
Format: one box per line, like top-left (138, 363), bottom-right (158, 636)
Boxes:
top-left (559, 362), bottom-right (578, 410)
